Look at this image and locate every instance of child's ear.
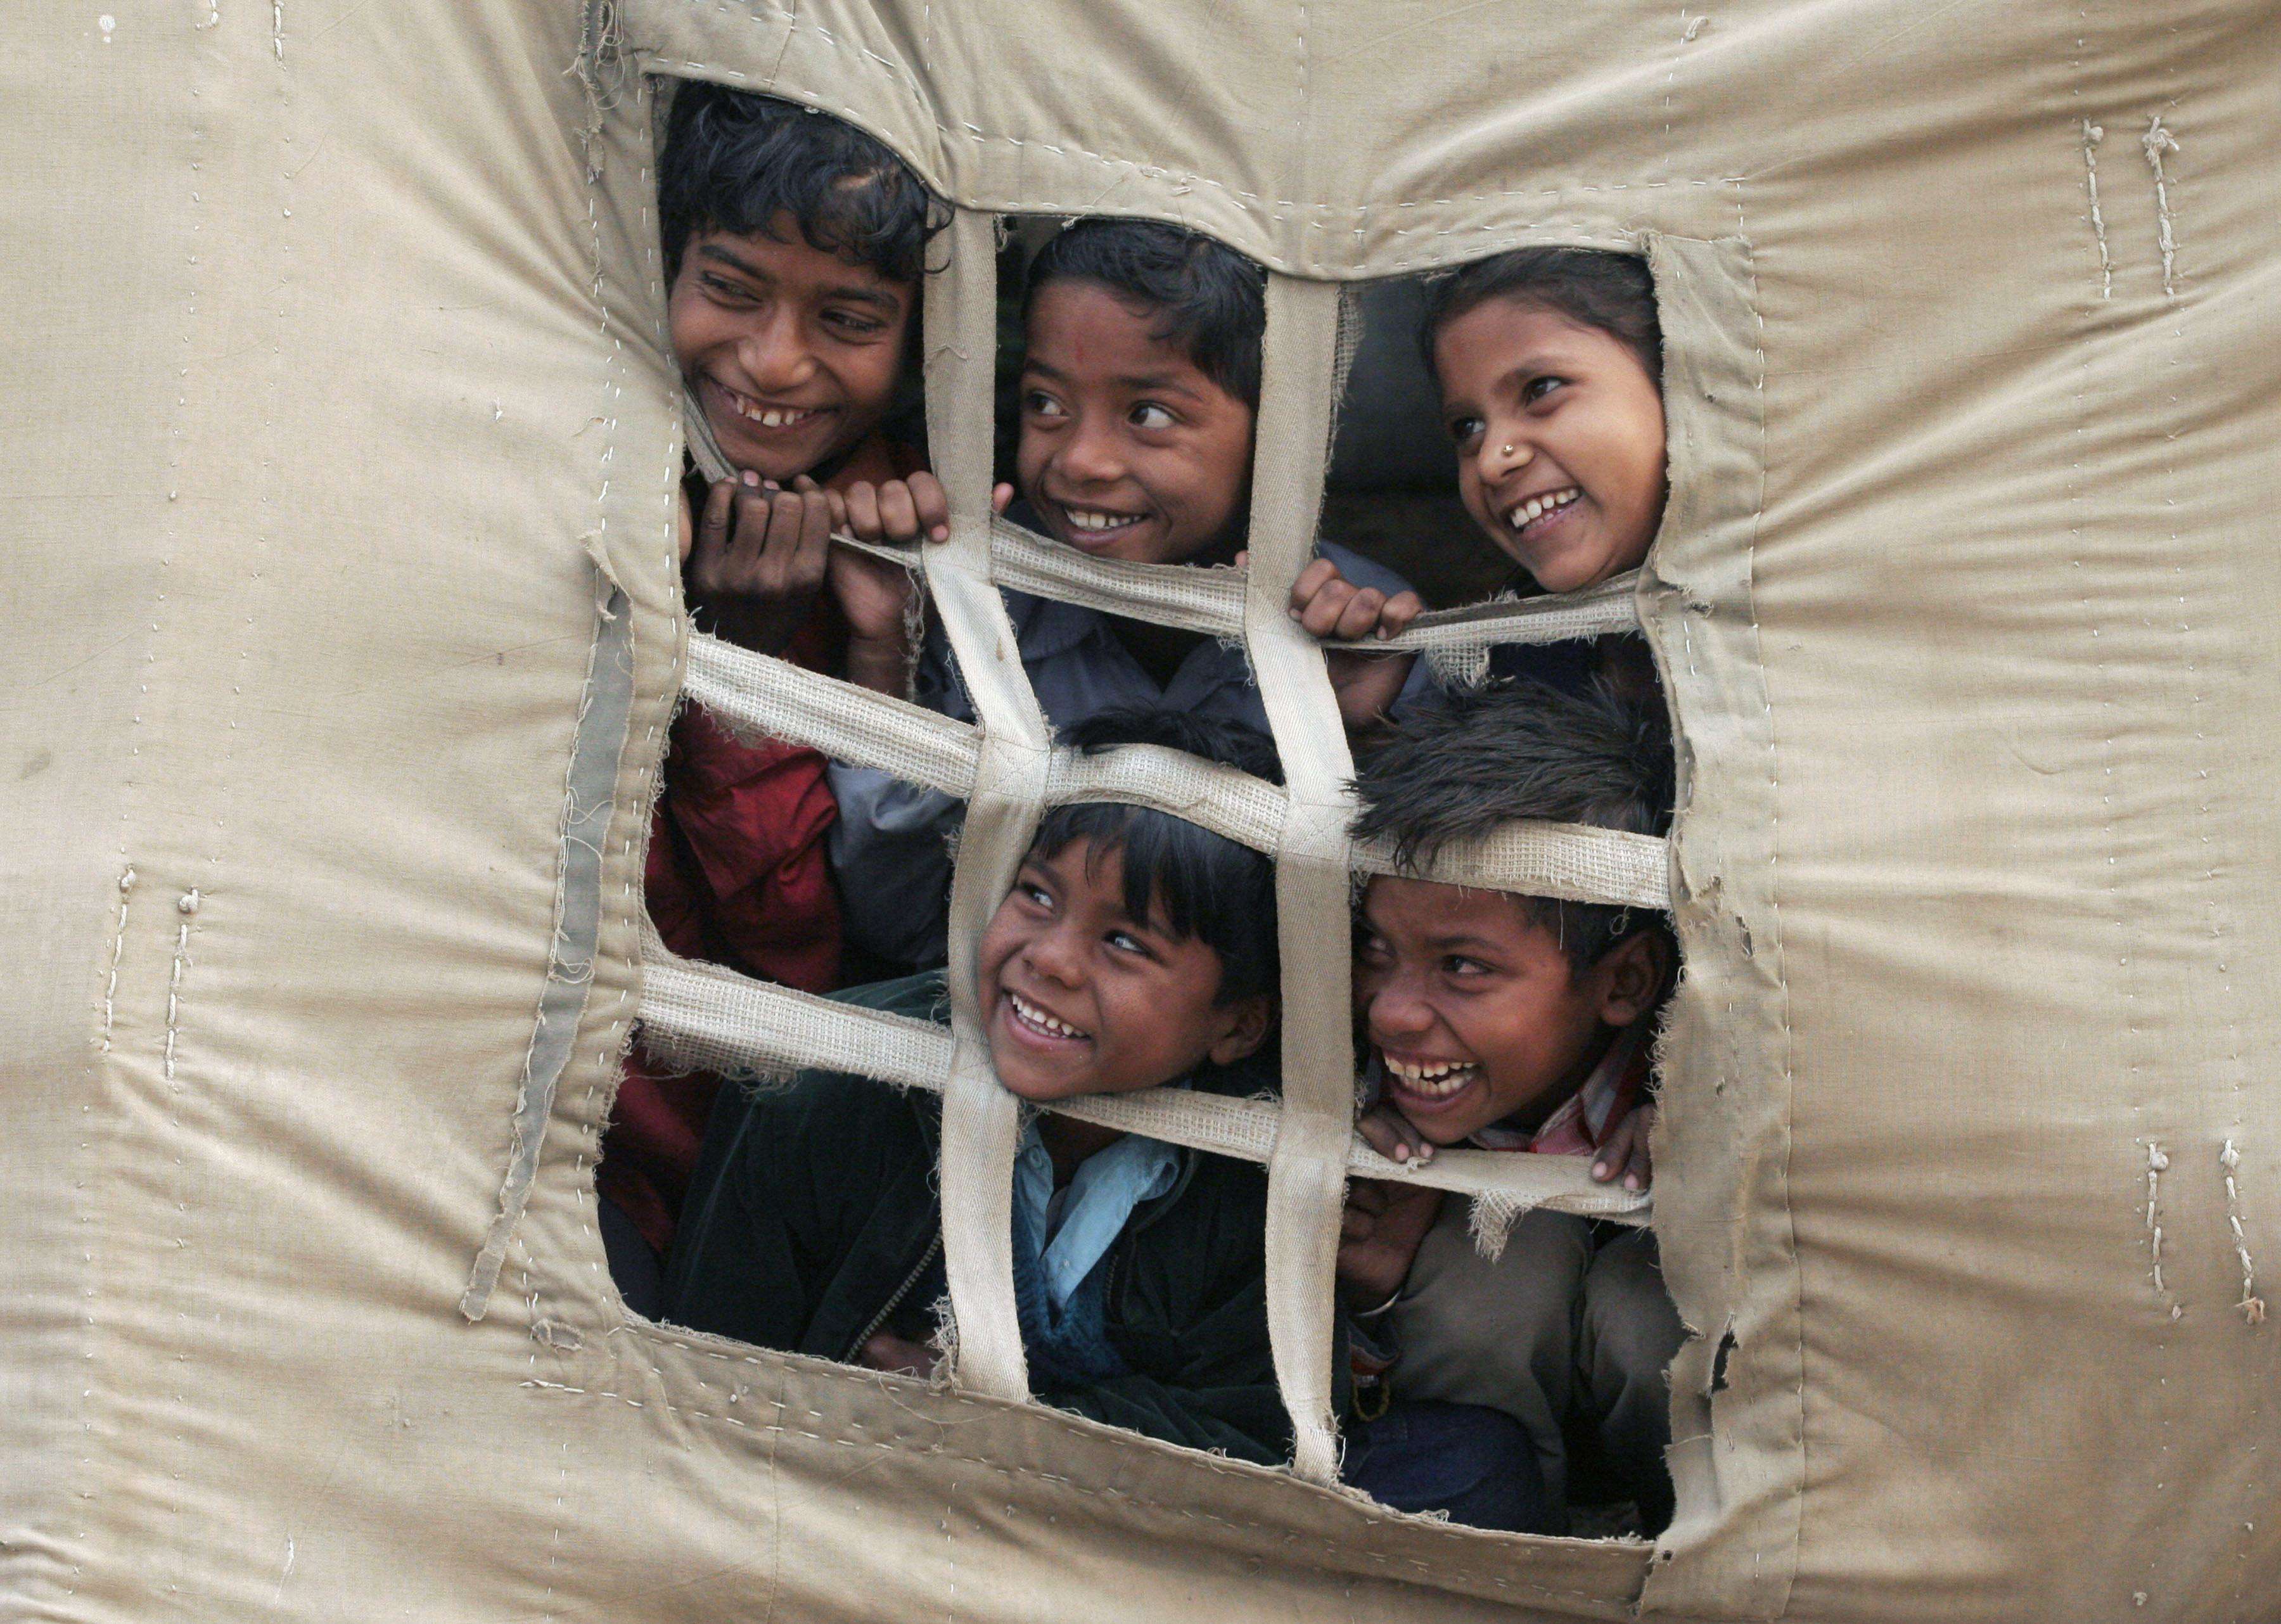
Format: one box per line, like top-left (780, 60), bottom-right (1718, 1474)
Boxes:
top-left (1594, 930), bottom-right (1671, 1028)
top-left (1207, 995), bottom-right (1275, 1066)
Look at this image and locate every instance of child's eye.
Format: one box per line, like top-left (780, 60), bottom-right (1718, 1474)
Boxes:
top-left (1104, 928), bottom-right (1154, 959)
top-left (1023, 389), bottom-right (1067, 421)
top-left (1446, 413), bottom-right (1485, 449)
top-left (1522, 374), bottom-right (1566, 406)
top-left (1443, 955), bottom-right (1491, 978)
top-left (1128, 402), bottom-right (1176, 431)
top-left (1357, 933), bottom-right (1393, 966)
top-left (1015, 878), bottom-right (1054, 910)
top-left (822, 308), bottom-right (888, 338)
top-left (701, 274), bottom-right (758, 306)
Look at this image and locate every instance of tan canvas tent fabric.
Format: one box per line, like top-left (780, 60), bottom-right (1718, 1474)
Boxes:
top-left (4, 1), bottom-right (2278, 1620)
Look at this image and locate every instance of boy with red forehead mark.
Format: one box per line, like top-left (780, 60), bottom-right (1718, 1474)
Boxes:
top-left (1337, 679), bottom-right (1684, 1533)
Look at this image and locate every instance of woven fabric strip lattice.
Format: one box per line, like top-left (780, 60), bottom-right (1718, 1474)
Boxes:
top-left (681, 632), bottom-right (1670, 909)
top-left (639, 935), bottom-right (1647, 1224)
top-left (647, 219), bottom-right (1672, 1483)
top-left (827, 523), bottom-right (1639, 648)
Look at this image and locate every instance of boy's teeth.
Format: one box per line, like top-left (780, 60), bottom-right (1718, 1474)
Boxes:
top-left (1064, 508), bottom-right (1139, 532)
top-left (730, 393), bottom-right (819, 428)
top-left (1385, 1057), bottom-right (1478, 1097)
top-left (1008, 992), bottom-right (1088, 1040)
top-left (1507, 487), bottom-right (1581, 531)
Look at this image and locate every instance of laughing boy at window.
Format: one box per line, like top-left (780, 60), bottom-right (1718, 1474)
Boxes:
top-left (663, 710), bottom-right (1333, 1464)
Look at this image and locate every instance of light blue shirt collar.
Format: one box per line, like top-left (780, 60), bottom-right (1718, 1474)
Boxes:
top-left (1012, 1123), bottom-right (1182, 1315)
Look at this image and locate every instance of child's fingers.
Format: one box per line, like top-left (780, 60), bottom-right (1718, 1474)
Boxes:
top-left (1622, 1104), bottom-right (1657, 1191)
top-left (1384, 1111), bottom-right (1435, 1165)
top-left (1376, 589), bottom-right (1426, 639)
top-left (1624, 1136), bottom-right (1652, 1192)
top-left (843, 481), bottom-right (883, 542)
top-left (764, 487), bottom-right (807, 569)
top-left (907, 471), bottom-right (952, 542)
top-left (876, 479), bottom-right (921, 542)
top-left (789, 487), bottom-right (833, 589)
top-left (1332, 586), bottom-right (1389, 642)
top-left (1592, 1109), bottom-right (1655, 1189)
top-left (990, 482), bottom-right (1015, 516)
top-left (1289, 556), bottom-right (1341, 610)
top-left (1590, 1116), bottom-right (1631, 1182)
top-left (693, 478), bottom-right (735, 570)
top-left (724, 481), bottom-right (777, 571)
top-left (1357, 1106), bottom-right (1432, 1165)
top-left (822, 486), bottom-right (849, 532)
top-left (1356, 1109), bottom-right (1407, 1161)
top-left (1297, 578), bottom-right (1359, 639)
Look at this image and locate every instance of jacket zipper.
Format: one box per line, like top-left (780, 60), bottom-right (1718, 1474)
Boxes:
top-left (844, 1232), bottom-right (943, 1362)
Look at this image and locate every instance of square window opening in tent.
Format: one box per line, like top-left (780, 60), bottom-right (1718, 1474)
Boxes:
top-left (1324, 248), bottom-right (1666, 697)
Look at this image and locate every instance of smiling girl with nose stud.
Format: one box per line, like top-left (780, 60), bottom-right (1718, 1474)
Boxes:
top-left (1285, 247), bottom-right (1669, 700)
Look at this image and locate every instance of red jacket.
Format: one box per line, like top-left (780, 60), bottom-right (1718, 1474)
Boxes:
top-left (600, 437), bottom-right (917, 1257)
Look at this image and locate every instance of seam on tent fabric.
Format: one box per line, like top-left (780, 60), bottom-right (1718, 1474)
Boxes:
top-left (2140, 115), bottom-right (2180, 300)
top-left (1732, 208), bottom-right (1807, 1611)
top-left (97, 866), bottom-right (136, 1052)
top-left (521, 1364), bottom-right (1642, 1602)
top-left (163, 889), bottom-right (201, 1082)
top-left (2080, 120), bottom-right (2113, 300)
top-left (1634, 227), bottom-right (1799, 1618)
top-left (463, 586), bottom-right (635, 1322)
top-left (2143, 1142), bottom-right (2175, 1308)
top-left (646, 53), bottom-right (1737, 228)
top-left (535, 54), bottom-right (682, 1345)
top-left (2220, 1142), bottom-right (2263, 1324)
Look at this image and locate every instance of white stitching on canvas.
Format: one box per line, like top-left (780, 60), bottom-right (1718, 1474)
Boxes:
top-left (2080, 120), bottom-right (2112, 299)
top-left (98, 867), bottom-right (136, 1052)
top-left (163, 890), bottom-right (200, 1083)
top-left (2144, 1141), bottom-right (2178, 1315)
top-left (2220, 1141), bottom-right (2265, 1324)
top-left (2140, 114), bottom-right (2180, 299)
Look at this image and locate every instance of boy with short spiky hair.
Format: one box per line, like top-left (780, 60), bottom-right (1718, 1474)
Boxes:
top-left (1337, 679), bottom-right (1684, 1533)
top-left (665, 710), bottom-right (1337, 1464)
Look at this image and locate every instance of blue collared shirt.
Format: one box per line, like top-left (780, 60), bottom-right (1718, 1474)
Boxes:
top-left (1011, 1124), bottom-right (1181, 1314)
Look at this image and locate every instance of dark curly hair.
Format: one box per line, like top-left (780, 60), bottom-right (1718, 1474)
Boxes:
top-left (1023, 219), bottom-right (1268, 410)
top-left (1418, 248), bottom-right (1662, 391)
top-left (1351, 679), bottom-right (1673, 971)
top-left (659, 83), bottom-right (945, 285)
top-left (1030, 708), bottom-right (1282, 1007)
